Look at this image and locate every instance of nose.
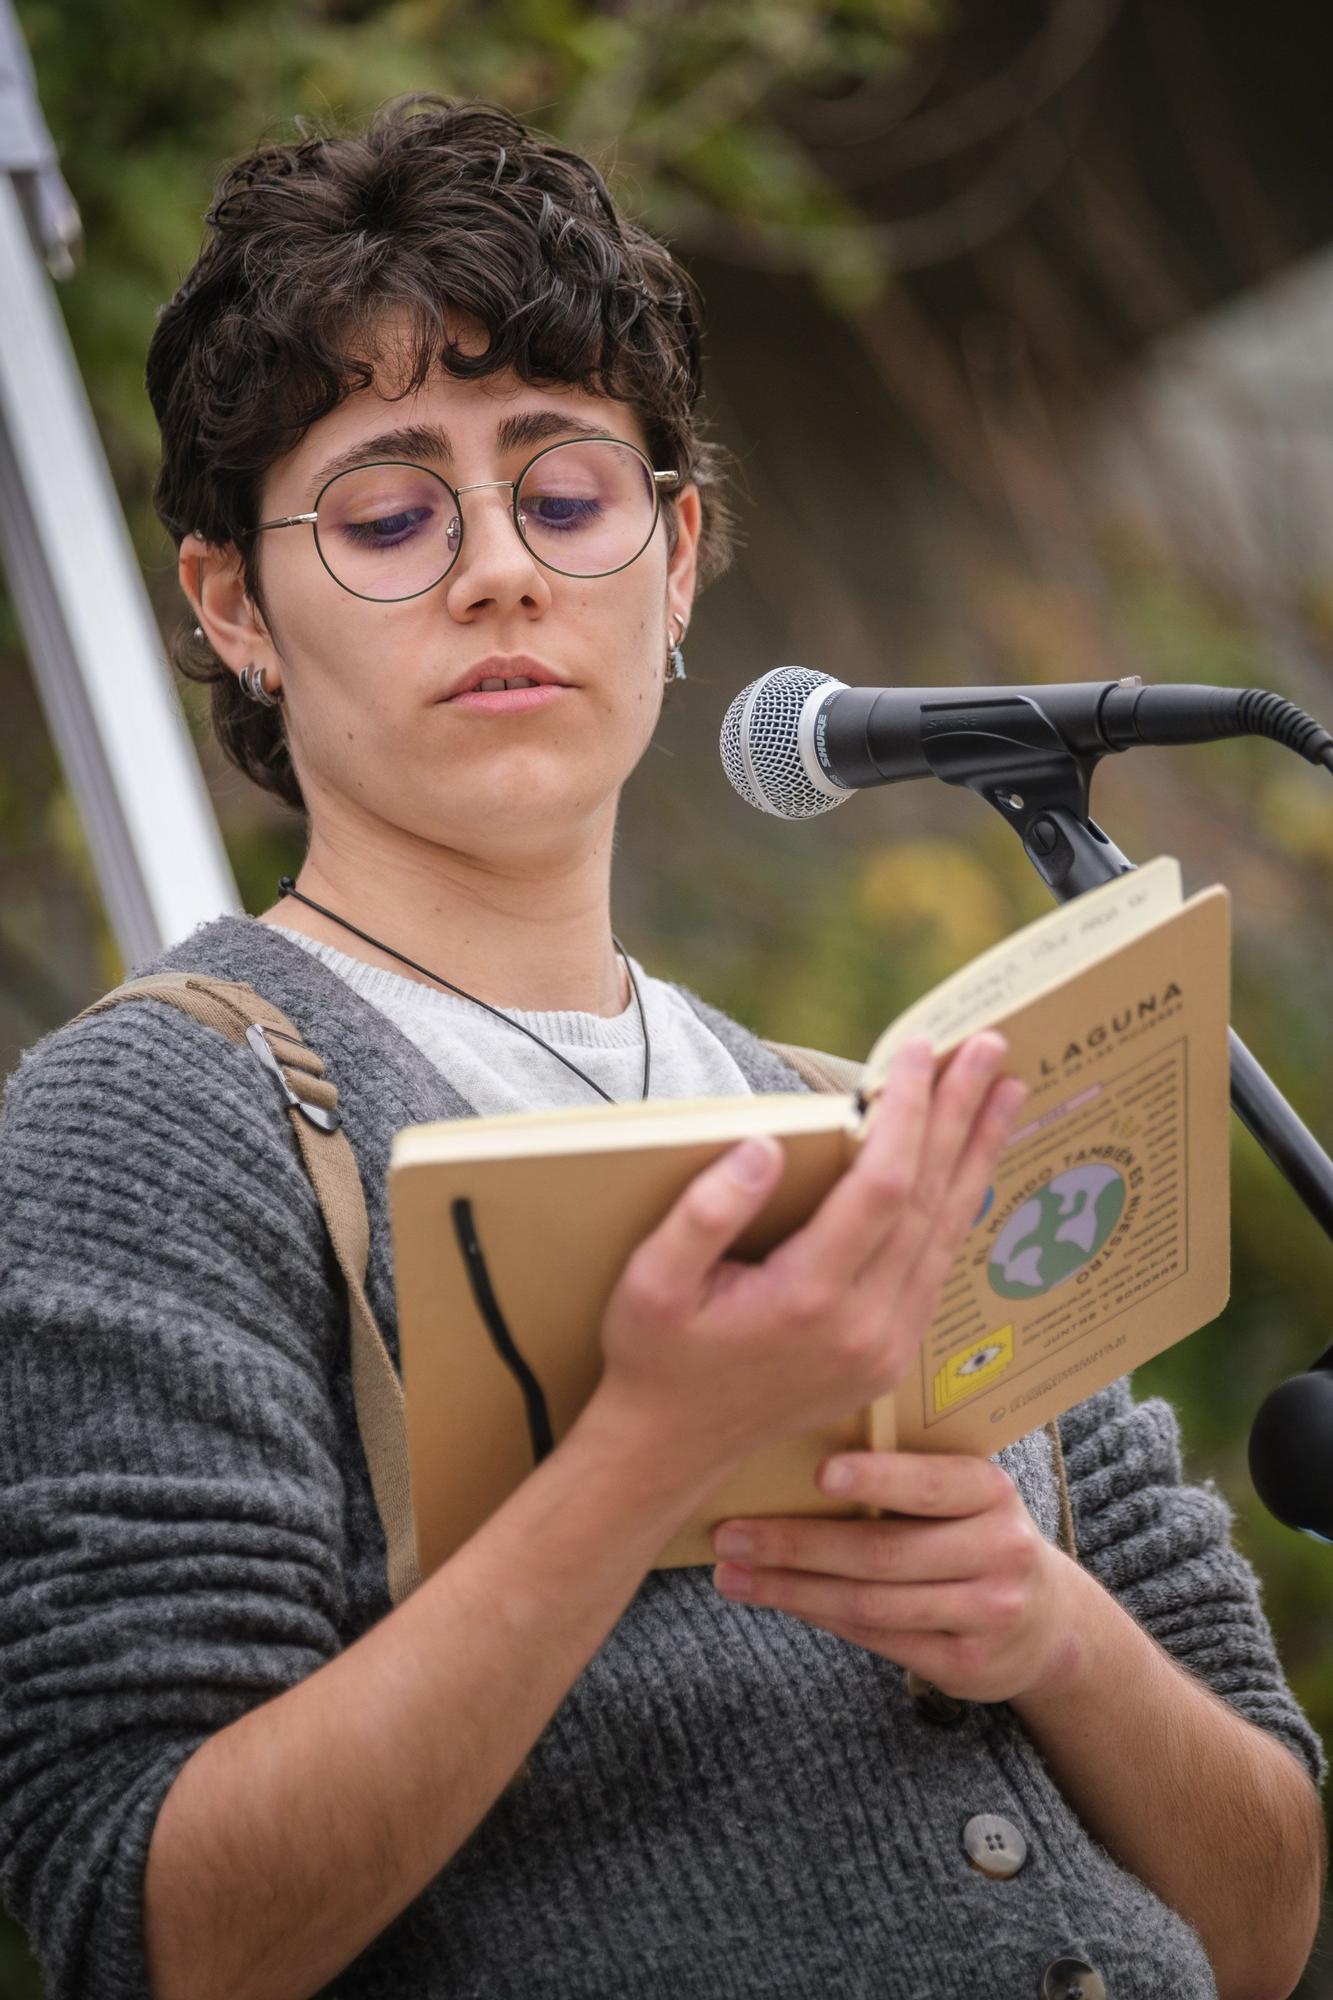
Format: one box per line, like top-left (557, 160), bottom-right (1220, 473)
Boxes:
top-left (443, 480), bottom-right (551, 623)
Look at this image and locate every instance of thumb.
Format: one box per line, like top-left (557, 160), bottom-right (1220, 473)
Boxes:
top-left (621, 1137), bottom-right (784, 1320)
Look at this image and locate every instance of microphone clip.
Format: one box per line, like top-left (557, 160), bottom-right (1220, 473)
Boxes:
top-left (915, 694), bottom-right (1133, 902)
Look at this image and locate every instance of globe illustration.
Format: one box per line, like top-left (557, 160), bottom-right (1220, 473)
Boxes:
top-left (988, 1164), bottom-right (1126, 1301)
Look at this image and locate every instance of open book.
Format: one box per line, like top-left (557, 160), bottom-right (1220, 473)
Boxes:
top-left (390, 858), bottom-right (1231, 1572)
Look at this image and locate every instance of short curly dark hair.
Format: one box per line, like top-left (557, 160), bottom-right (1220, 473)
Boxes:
top-left (146, 94), bottom-right (737, 813)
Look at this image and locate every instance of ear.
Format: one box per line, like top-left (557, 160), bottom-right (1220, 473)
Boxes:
top-left (178, 534), bottom-right (281, 686)
top-left (665, 481), bottom-right (701, 641)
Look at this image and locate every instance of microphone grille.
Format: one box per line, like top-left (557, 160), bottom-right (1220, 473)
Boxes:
top-left (719, 667), bottom-right (849, 818)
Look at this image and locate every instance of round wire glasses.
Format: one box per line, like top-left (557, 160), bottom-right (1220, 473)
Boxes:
top-left (253, 436), bottom-right (679, 602)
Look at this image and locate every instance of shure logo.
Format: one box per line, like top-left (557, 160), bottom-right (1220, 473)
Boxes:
top-left (923, 712), bottom-right (982, 732)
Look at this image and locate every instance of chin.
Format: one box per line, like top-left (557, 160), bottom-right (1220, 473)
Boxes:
top-left (413, 765), bottom-right (626, 855)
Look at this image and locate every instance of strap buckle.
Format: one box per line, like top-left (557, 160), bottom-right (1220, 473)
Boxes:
top-left (245, 1023), bottom-right (342, 1132)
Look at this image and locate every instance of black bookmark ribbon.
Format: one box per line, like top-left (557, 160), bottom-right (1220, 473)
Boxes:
top-left (450, 1198), bottom-right (555, 1465)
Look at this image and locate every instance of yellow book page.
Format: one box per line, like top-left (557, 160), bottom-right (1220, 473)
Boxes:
top-left (865, 856), bottom-right (1183, 1087)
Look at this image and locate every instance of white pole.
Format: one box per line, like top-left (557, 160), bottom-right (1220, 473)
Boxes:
top-left (0, 168), bottom-right (239, 963)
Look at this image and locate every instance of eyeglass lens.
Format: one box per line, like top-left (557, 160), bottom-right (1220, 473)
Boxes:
top-left (312, 438), bottom-right (659, 600)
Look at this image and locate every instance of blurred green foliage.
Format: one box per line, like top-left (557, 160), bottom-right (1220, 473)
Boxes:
top-left (5, 0), bottom-right (1333, 1993)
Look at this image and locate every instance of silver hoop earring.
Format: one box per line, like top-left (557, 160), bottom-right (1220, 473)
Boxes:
top-left (239, 663), bottom-right (282, 708)
top-left (666, 613), bottom-right (687, 684)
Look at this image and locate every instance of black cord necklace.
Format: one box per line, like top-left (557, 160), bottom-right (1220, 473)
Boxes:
top-left (277, 877), bottom-right (651, 1104)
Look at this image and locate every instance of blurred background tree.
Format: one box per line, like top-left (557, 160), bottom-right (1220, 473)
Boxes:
top-left (5, 0), bottom-right (1333, 1991)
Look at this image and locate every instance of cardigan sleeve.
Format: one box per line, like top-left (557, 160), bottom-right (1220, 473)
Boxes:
top-left (0, 1001), bottom-right (354, 2000)
top-left (1058, 1375), bottom-right (1326, 1790)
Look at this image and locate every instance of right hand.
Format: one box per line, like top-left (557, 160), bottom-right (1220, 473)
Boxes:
top-left (596, 1032), bottom-right (1027, 1478)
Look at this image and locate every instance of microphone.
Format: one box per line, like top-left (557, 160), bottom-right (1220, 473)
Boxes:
top-left (720, 667), bottom-right (1333, 818)
top-left (1249, 1369), bottom-right (1333, 1543)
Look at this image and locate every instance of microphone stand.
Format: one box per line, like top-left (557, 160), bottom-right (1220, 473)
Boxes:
top-left (920, 708), bottom-right (1328, 1248)
top-left (915, 698), bottom-right (1333, 1425)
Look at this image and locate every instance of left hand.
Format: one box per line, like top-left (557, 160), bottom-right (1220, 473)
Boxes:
top-left (711, 1450), bottom-right (1084, 1705)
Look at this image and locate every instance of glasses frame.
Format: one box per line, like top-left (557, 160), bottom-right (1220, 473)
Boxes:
top-left (252, 435), bottom-right (680, 603)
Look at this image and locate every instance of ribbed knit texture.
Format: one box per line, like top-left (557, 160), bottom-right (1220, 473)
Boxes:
top-left (0, 915), bottom-right (1323, 2000)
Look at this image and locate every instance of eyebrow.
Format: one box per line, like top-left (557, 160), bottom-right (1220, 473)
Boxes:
top-left (303, 410), bottom-right (616, 500)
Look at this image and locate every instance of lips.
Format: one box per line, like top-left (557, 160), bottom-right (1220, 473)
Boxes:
top-left (443, 655), bottom-right (569, 700)
top-left (445, 682), bottom-right (569, 716)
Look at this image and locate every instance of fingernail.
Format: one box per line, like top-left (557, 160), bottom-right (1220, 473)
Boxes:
top-left (821, 1459), bottom-right (854, 1493)
top-left (714, 1526), bottom-right (753, 1559)
top-left (715, 1563), bottom-right (753, 1598)
top-left (727, 1138), bottom-right (778, 1186)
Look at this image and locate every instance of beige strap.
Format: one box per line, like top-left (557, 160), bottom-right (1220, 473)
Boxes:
top-left (1045, 1411), bottom-right (1078, 1561)
top-left (77, 973), bottom-right (423, 1604)
top-left (762, 1035), bottom-right (1078, 1562)
top-left (763, 1039), bottom-right (866, 1096)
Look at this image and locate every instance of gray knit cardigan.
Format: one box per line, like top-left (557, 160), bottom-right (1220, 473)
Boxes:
top-left (0, 916), bottom-right (1324, 2000)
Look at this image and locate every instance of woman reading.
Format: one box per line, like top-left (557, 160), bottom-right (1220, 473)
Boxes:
top-left (0, 94), bottom-right (1323, 2000)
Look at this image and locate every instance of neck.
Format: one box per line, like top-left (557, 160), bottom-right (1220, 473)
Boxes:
top-left (259, 818), bottom-right (629, 1016)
